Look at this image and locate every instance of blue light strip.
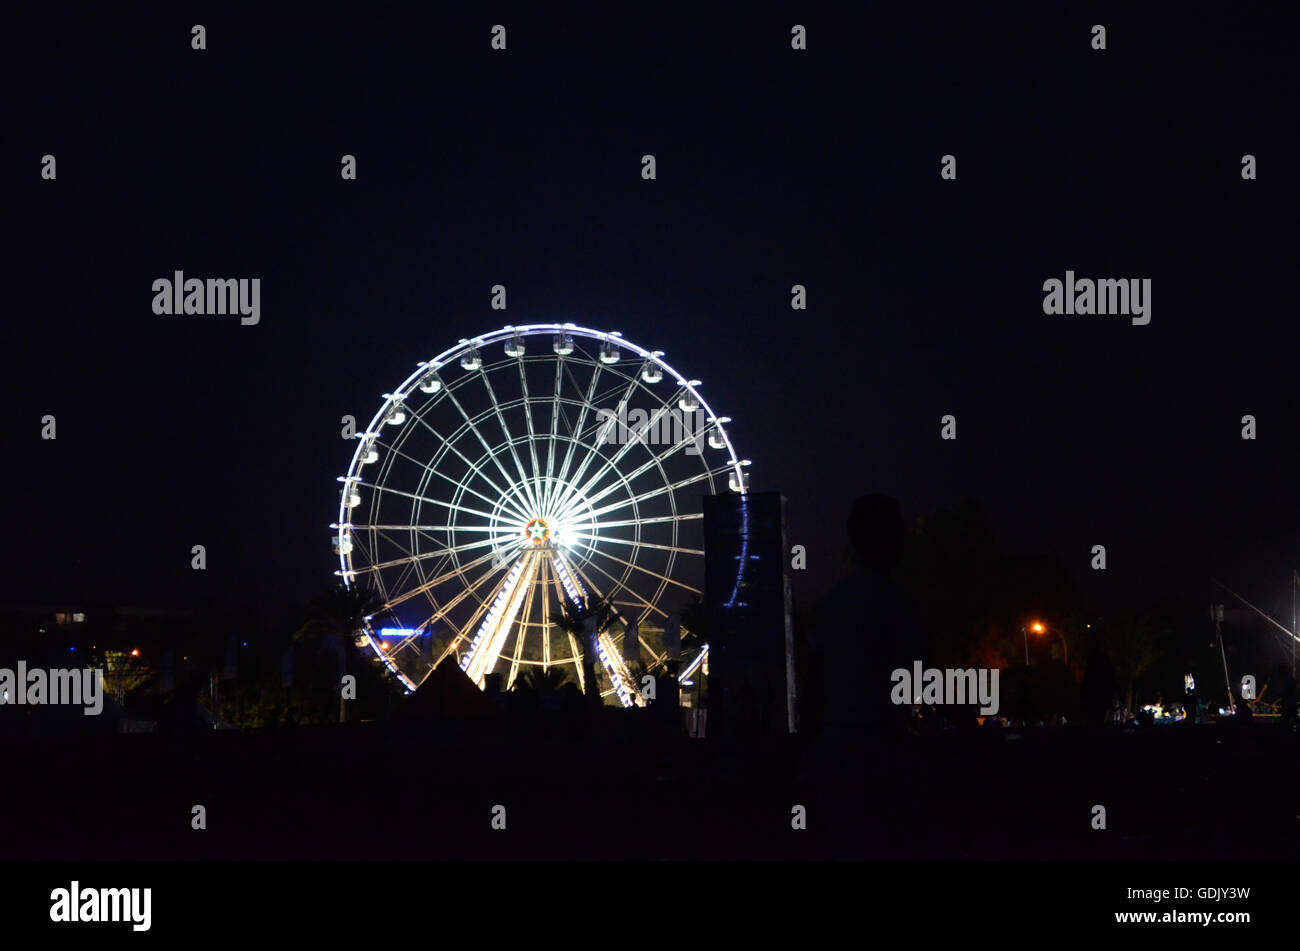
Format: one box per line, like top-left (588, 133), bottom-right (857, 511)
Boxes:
top-left (596, 635), bottom-right (635, 708)
top-left (678, 643), bottom-right (709, 681)
top-left (551, 556), bottom-right (586, 608)
top-left (377, 627), bottom-right (422, 638)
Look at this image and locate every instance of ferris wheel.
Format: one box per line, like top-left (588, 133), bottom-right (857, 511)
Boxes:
top-left (332, 324), bottom-right (750, 706)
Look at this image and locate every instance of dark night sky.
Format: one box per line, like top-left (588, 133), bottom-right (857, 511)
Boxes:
top-left (7, 2), bottom-right (1298, 625)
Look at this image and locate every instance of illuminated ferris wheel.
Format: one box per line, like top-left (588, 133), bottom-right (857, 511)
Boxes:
top-left (332, 324), bottom-right (750, 705)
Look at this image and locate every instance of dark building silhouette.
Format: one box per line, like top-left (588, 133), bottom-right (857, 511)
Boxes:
top-left (703, 491), bottom-right (795, 737)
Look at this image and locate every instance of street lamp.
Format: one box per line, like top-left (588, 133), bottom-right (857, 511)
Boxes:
top-left (1023, 620), bottom-right (1069, 666)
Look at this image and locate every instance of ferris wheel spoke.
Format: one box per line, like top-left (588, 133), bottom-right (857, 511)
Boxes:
top-left (549, 357), bottom-right (606, 516)
top-left (614, 604), bottom-right (671, 665)
top-left (427, 558), bottom-right (523, 670)
top-left (344, 528), bottom-right (376, 571)
top-left (566, 553), bottom-right (661, 623)
top-left (541, 355), bottom-right (566, 519)
top-left (472, 366), bottom-right (544, 519)
top-left (592, 513), bottom-right (702, 530)
top-left (552, 359), bottom-right (708, 520)
top-left (580, 369), bottom-right (643, 448)
top-left (504, 561), bottom-right (542, 690)
top-left (577, 465), bottom-right (730, 523)
top-left (371, 525), bottom-right (506, 561)
top-left (548, 403), bottom-right (647, 522)
top-left (353, 479), bottom-right (509, 527)
top-left (397, 407), bottom-right (533, 524)
top-left (478, 368), bottom-right (544, 518)
top-left (557, 414), bottom-right (707, 522)
top-left (386, 546), bottom-right (506, 610)
top-left (368, 429), bottom-right (521, 522)
top-left (549, 427), bottom-right (625, 522)
top-left (407, 560), bottom-right (500, 622)
top-left (554, 549), bottom-right (607, 609)
top-left (515, 358), bottom-right (547, 517)
top-left (561, 533), bottom-right (703, 557)
top-left (590, 545), bottom-right (699, 595)
top-left (463, 553), bottom-right (538, 685)
top-left (552, 395), bottom-right (684, 519)
top-left (355, 523), bottom-right (504, 533)
top-left (355, 534), bottom-right (510, 573)
top-left (439, 377), bottom-right (540, 521)
top-left (540, 362), bottom-right (612, 518)
top-left (378, 518), bottom-right (517, 577)
top-left (540, 556), bottom-right (557, 669)
top-left (420, 551), bottom-right (535, 669)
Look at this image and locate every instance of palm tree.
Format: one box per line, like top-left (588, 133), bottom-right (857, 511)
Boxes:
top-left (556, 597), bottom-right (615, 708)
top-left (679, 593), bottom-right (708, 650)
top-left (297, 583), bottom-right (395, 722)
top-left (300, 584), bottom-right (392, 641)
top-left (516, 666), bottom-right (570, 694)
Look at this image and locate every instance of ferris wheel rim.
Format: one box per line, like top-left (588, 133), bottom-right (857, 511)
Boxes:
top-left (343, 324), bottom-right (746, 487)
top-left (331, 323), bottom-right (749, 695)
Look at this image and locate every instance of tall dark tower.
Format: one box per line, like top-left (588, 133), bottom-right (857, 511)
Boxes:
top-left (702, 491), bottom-right (795, 737)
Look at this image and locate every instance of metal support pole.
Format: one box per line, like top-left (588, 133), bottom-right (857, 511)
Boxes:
top-left (1214, 604), bottom-right (1232, 712)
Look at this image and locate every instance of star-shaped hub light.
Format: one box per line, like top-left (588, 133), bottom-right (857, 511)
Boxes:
top-left (524, 517), bottom-right (551, 545)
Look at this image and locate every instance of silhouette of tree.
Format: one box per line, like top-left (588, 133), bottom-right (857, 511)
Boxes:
top-left (295, 583), bottom-right (398, 722)
top-left (515, 665), bottom-right (569, 694)
top-left (555, 597), bottom-right (614, 707)
top-left (1098, 616), bottom-right (1164, 712)
top-left (298, 584), bottom-right (392, 646)
top-left (679, 593), bottom-right (707, 654)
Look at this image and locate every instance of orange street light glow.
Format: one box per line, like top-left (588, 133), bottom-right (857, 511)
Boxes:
top-left (1031, 622), bottom-right (1044, 633)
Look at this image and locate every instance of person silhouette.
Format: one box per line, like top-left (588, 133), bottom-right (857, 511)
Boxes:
top-left (808, 494), bottom-right (916, 738)
top-left (805, 494), bottom-right (920, 856)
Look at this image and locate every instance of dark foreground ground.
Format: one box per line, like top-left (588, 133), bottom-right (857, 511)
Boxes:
top-left (3, 717), bottom-right (1297, 861)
